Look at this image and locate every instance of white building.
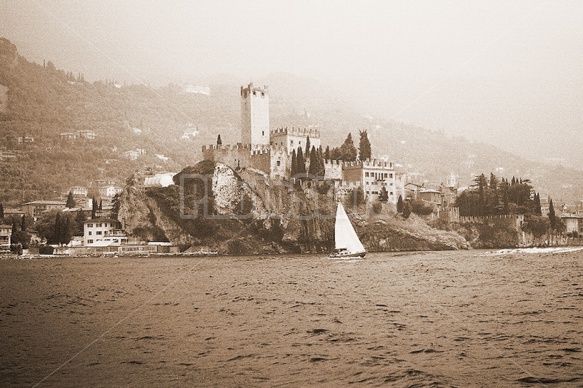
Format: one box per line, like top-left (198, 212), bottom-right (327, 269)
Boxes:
top-left (83, 218), bottom-right (127, 246)
top-left (0, 224), bottom-right (12, 250)
top-left (271, 127), bottom-right (321, 155)
top-left (99, 185), bottom-right (123, 198)
top-left (342, 159), bottom-right (399, 203)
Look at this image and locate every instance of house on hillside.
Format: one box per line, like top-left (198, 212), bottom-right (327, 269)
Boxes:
top-left (0, 224), bottom-right (12, 251)
top-left (21, 200), bottom-right (66, 221)
top-left (76, 130), bottom-right (96, 140)
top-left (17, 136), bottom-right (34, 144)
top-left (69, 186), bottom-right (88, 197)
top-left (60, 132), bottom-right (78, 141)
top-left (99, 185), bottom-right (122, 198)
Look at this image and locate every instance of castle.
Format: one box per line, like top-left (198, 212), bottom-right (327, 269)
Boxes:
top-left (203, 83), bottom-right (404, 203)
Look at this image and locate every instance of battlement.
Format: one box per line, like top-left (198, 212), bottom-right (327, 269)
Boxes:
top-left (324, 159), bottom-right (343, 166)
top-left (202, 143), bottom-right (251, 152)
top-left (202, 143), bottom-right (286, 154)
top-left (459, 214), bottom-right (525, 224)
top-left (241, 82), bottom-right (268, 98)
top-left (271, 127), bottom-right (321, 138)
top-left (343, 159), bottom-right (394, 169)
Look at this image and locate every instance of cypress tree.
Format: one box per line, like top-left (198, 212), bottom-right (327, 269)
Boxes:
top-left (503, 190), bottom-right (509, 214)
top-left (402, 201), bottom-right (412, 219)
top-left (0, 203), bottom-right (4, 219)
top-left (308, 146), bottom-right (318, 177)
top-left (359, 129), bottom-right (372, 161)
top-left (397, 195), bottom-right (404, 213)
top-left (290, 149), bottom-right (297, 177)
top-left (66, 191), bottom-right (76, 208)
top-left (75, 209), bottom-right (85, 235)
top-left (548, 198), bottom-right (556, 229)
top-left (296, 147), bottom-right (306, 175)
top-left (53, 212), bottom-right (62, 245)
top-left (305, 136), bottom-right (311, 156)
top-left (324, 146), bottom-right (330, 160)
top-left (534, 193), bottom-right (542, 215)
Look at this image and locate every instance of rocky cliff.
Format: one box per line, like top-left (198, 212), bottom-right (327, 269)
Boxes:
top-left (117, 161), bottom-right (469, 254)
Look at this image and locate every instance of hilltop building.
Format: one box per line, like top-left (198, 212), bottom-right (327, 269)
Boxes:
top-left (203, 83), bottom-right (403, 204)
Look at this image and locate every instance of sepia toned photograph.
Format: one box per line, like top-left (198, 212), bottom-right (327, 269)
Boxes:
top-left (1, 1), bottom-right (582, 386)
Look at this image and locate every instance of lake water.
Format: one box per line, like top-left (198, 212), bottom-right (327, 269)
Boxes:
top-left (1, 249), bottom-right (582, 387)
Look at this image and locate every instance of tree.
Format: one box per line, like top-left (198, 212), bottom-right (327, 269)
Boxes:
top-left (290, 148), bottom-right (297, 177)
top-left (330, 133), bottom-right (358, 162)
top-left (296, 147), bottom-right (306, 176)
top-left (548, 198), bottom-right (556, 229)
top-left (0, 203), bottom-right (4, 219)
top-left (346, 187), bottom-right (365, 208)
top-left (324, 145), bottom-right (330, 160)
top-left (216, 134), bottom-right (222, 146)
top-left (66, 191), bottom-right (76, 208)
top-left (379, 186), bottom-right (389, 202)
top-left (411, 200), bottom-right (434, 216)
top-left (524, 215), bottom-right (549, 244)
top-left (396, 195), bottom-right (404, 212)
top-left (533, 193), bottom-right (542, 215)
top-left (402, 201), bottom-right (412, 219)
top-left (359, 129), bottom-right (372, 161)
top-left (91, 197), bottom-right (97, 219)
top-left (305, 136), bottom-right (311, 156)
top-left (74, 209), bottom-right (85, 236)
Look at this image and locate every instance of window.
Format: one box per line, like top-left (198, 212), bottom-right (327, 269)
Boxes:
top-left (96, 231), bottom-right (102, 235)
top-left (87, 223), bottom-right (93, 227)
top-left (262, 131), bottom-right (265, 136)
top-left (277, 160), bottom-right (281, 166)
top-left (88, 231), bottom-right (92, 236)
top-left (365, 172), bottom-right (369, 177)
top-left (389, 173), bottom-right (393, 178)
top-left (88, 239), bottom-right (93, 244)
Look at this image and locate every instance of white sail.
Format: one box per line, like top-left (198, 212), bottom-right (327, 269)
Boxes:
top-left (334, 202), bottom-right (365, 254)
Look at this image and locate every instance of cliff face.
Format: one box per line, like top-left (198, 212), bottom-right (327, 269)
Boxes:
top-left (118, 161), bottom-right (469, 254)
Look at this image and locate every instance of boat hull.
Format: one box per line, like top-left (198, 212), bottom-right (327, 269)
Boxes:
top-left (329, 251), bottom-right (366, 259)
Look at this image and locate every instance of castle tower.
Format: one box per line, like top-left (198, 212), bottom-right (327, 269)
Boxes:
top-left (241, 83), bottom-right (270, 148)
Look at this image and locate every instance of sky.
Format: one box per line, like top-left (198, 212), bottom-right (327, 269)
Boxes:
top-left (1, 0), bottom-right (582, 165)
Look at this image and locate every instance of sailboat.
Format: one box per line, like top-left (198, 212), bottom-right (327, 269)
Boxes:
top-left (329, 202), bottom-right (366, 259)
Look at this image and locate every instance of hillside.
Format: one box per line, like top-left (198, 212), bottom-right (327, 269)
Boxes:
top-left (1, 37), bottom-right (582, 206)
top-left (117, 161), bottom-right (468, 254)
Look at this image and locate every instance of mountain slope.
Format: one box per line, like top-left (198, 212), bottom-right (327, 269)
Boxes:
top-left (0, 37), bottom-right (581, 206)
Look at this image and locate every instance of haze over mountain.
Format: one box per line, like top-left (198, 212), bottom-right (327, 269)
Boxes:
top-left (2, 37), bottom-right (583, 209)
top-left (1, 0), bottom-right (581, 168)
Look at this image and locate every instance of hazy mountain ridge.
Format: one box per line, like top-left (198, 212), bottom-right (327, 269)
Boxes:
top-left (0, 37), bottom-right (582, 206)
